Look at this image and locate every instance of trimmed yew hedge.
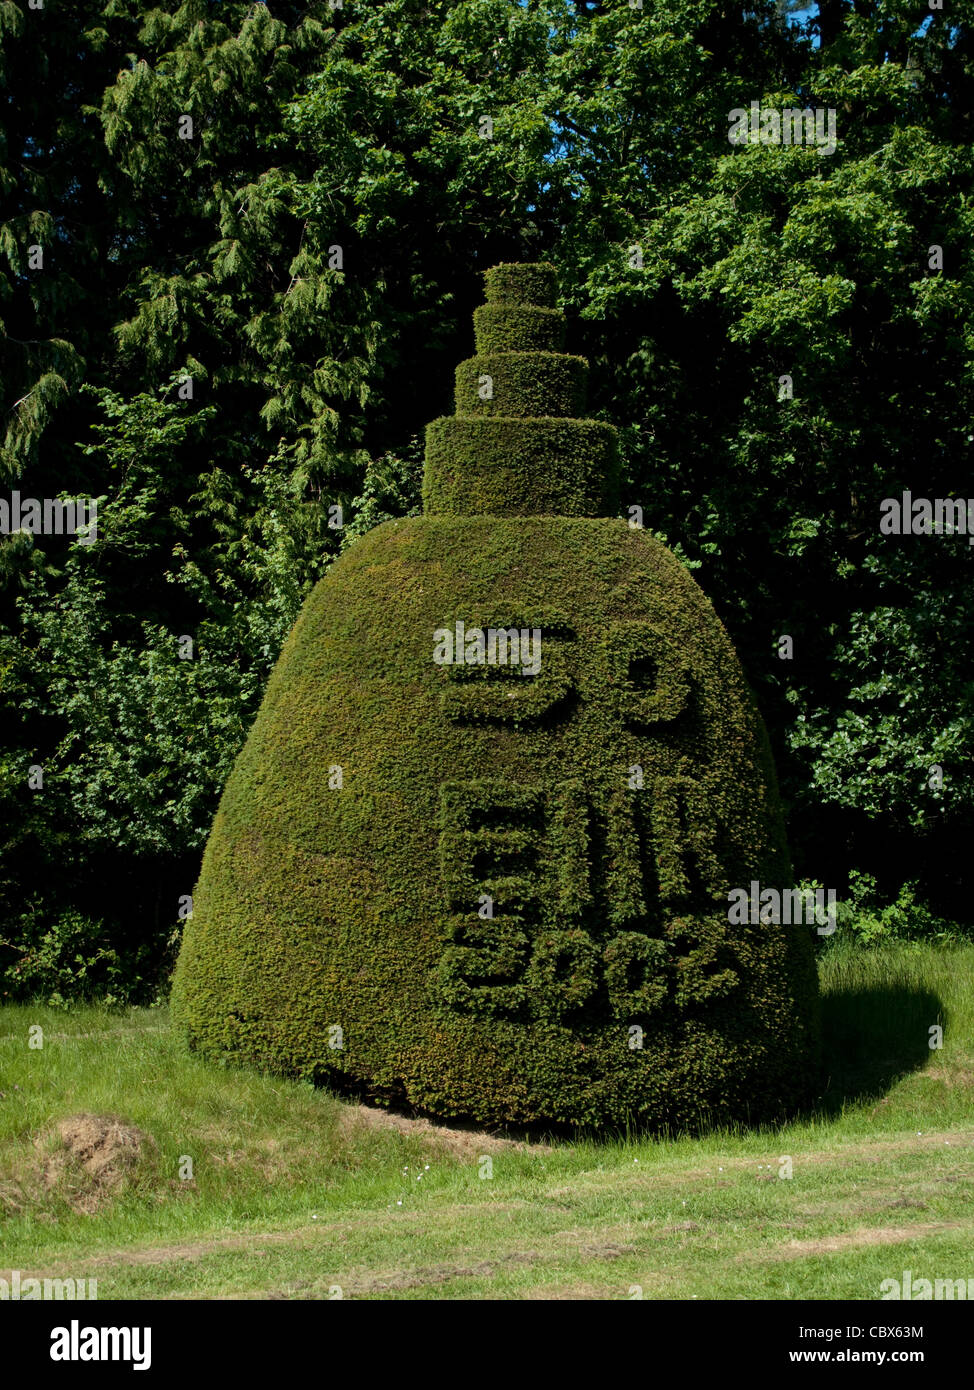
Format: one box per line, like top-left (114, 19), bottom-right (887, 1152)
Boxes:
top-left (171, 262), bottom-right (821, 1131)
top-left (423, 416), bottom-right (618, 517)
top-left (431, 258), bottom-right (616, 515)
top-left (454, 352), bottom-right (587, 419)
top-left (472, 303), bottom-right (566, 353)
top-left (171, 515), bottom-right (820, 1129)
top-left (484, 261), bottom-right (558, 306)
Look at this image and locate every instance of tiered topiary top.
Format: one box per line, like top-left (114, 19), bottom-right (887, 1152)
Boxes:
top-left (423, 262), bottom-right (619, 517)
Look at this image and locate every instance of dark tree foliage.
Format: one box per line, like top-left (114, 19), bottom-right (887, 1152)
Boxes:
top-left (1, 0), bottom-right (971, 1000)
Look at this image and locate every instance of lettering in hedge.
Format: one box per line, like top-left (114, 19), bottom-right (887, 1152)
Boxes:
top-left (436, 777), bottom-right (736, 1020)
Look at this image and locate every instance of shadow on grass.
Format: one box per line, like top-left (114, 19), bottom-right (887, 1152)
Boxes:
top-left (310, 956), bottom-right (948, 1144)
top-left (814, 978), bottom-right (946, 1117)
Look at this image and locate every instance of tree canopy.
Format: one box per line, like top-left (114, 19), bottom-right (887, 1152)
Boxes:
top-left (1, 0), bottom-right (971, 999)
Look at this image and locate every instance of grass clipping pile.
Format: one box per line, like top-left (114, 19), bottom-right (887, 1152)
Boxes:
top-left (10, 1113), bottom-right (159, 1217)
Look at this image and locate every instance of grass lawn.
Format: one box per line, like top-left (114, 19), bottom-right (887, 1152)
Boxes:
top-left (1, 941), bottom-right (972, 1300)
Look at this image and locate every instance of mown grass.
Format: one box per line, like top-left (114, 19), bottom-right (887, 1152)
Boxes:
top-left (0, 941), bottom-right (972, 1300)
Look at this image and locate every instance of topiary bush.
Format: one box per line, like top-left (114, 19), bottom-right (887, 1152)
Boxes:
top-left (171, 262), bottom-right (820, 1131)
top-left (453, 352), bottom-right (587, 420)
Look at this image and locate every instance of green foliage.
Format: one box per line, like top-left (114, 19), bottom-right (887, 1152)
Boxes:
top-left (99, 0), bottom-right (377, 492)
top-left (549, 3), bottom-right (974, 910)
top-left (0, 384), bottom-right (333, 986)
top-left (340, 439), bottom-right (425, 551)
top-left (172, 509), bottom-right (821, 1129)
top-left (812, 871), bottom-right (967, 950)
top-left (0, 0), bottom-right (142, 479)
top-left (788, 595), bottom-right (974, 830)
top-left (472, 304), bottom-right (566, 354)
top-left (172, 271), bottom-right (820, 1130)
top-left (424, 416), bottom-right (619, 518)
top-left (425, 273), bottom-right (618, 517)
top-left (454, 352), bottom-right (587, 419)
top-left (3, 0), bottom-right (974, 1003)
top-left (4, 385), bottom-right (310, 858)
top-left (0, 906), bottom-right (127, 1007)
top-left (484, 262), bottom-right (558, 307)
